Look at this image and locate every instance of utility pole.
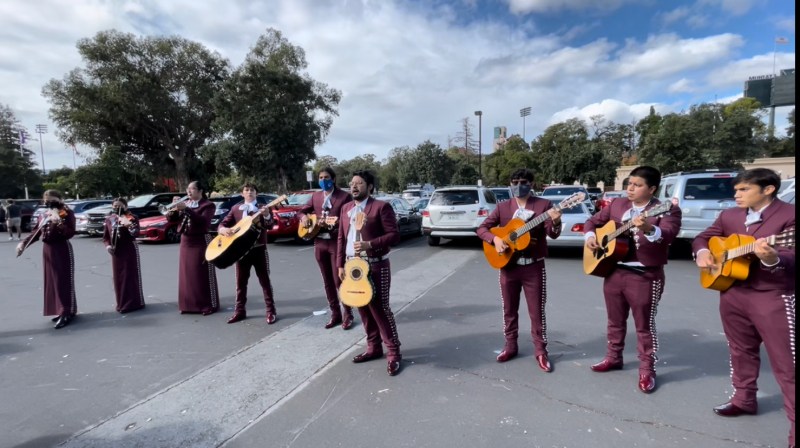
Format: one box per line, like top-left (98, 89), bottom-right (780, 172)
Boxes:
top-left (35, 124), bottom-right (47, 174)
top-left (474, 110), bottom-right (482, 184)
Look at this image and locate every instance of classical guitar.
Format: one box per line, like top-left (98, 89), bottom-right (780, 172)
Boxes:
top-left (483, 192), bottom-right (586, 269)
top-left (700, 228), bottom-right (795, 292)
top-left (583, 201), bottom-right (673, 277)
top-left (339, 211), bottom-right (374, 307)
top-left (205, 195), bottom-right (288, 269)
top-left (297, 214), bottom-right (339, 240)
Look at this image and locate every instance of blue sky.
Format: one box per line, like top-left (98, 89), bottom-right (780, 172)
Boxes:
top-left (0, 0), bottom-right (795, 171)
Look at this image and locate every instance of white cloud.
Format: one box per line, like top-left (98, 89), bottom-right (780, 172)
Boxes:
top-left (549, 99), bottom-right (670, 127)
top-left (668, 78), bottom-right (695, 93)
top-left (506, 0), bottom-right (634, 14)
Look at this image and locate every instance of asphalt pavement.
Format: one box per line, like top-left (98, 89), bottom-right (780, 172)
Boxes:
top-left (0, 233), bottom-right (790, 448)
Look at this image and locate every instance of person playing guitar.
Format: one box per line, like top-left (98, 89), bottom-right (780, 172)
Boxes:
top-left (476, 168), bottom-right (562, 373)
top-left (218, 182), bottom-right (278, 325)
top-left (298, 167), bottom-right (355, 330)
top-left (102, 197), bottom-right (145, 314)
top-left (336, 170), bottom-right (403, 376)
top-left (583, 166), bottom-right (681, 394)
top-left (693, 168), bottom-right (795, 447)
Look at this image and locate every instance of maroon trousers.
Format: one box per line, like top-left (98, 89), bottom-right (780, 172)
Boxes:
top-left (234, 244), bottom-right (276, 314)
top-left (601, 267), bottom-right (665, 374)
top-left (359, 259), bottom-right (401, 361)
top-left (499, 261), bottom-right (548, 356)
top-left (720, 287), bottom-right (795, 445)
top-left (42, 241), bottom-right (77, 317)
top-left (314, 237), bottom-right (352, 319)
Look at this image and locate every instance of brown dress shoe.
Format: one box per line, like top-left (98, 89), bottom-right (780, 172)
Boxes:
top-left (227, 312), bottom-right (246, 324)
top-left (387, 360), bottom-right (402, 376)
top-left (590, 358), bottom-right (623, 372)
top-left (536, 354), bottom-right (553, 372)
top-left (496, 349), bottom-right (518, 363)
top-left (713, 401), bottom-right (757, 417)
top-left (266, 312), bottom-right (278, 325)
top-left (638, 372), bottom-right (656, 393)
top-left (324, 316), bottom-right (342, 329)
top-left (352, 351), bottom-right (383, 363)
top-left (342, 313), bottom-right (354, 330)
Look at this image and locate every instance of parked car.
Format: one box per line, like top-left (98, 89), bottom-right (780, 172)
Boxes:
top-left (779, 178), bottom-right (795, 194)
top-left (778, 186), bottom-right (794, 204)
top-left (415, 198), bottom-right (430, 211)
top-left (83, 192), bottom-right (181, 236)
top-left (541, 185), bottom-right (595, 214)
top-left (586, 187), bottom-right (603, 202)
top-left (655, 169), bottom-right (738, 241)
top-left (596, 190), bottom-right (625, 211)
top-left (375, 196), bottom-right (423, 238)
top-left (267, 190), bottom-right (318, 243)
top-left (137, 214), bottom-right (181, 243)
top-left (209, 193), bottom-right (278, 233)
top-left (488, 186), bottom-right (512, 202)
top-left (546, 201), bottom-right (593, 247)
top-left (33, 199), bottom-right (113, 230)
top-left (422, 185), bottom-right (498, 246)
top-left (9, 199), bottom-right (41, 231)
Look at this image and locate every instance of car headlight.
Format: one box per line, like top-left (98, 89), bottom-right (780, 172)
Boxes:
top-left (277, 211), bottom-right (296, 218)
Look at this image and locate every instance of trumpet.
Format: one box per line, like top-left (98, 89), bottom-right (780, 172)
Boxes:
top-left (159, 200), bottom-right (187, 215)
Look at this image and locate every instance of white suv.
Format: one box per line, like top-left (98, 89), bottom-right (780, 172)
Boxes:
top-left (656, 169), bottom-right (738, 240)
top-left (422, 186), bottom-right (497, 246)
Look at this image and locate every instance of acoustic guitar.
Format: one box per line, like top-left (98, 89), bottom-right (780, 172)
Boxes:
top-left (205, 195), bottom-right (288, 269)
top-left (483, 192), bottom-right (586, 269)
top-left (297, 214), bottom-right (339, 240)
top-left (700, 228), bottom-right (795, 291)
top-left (339, 211), bottom-right (374, 307)
top-left (583, 201), bottom-right (673, 277)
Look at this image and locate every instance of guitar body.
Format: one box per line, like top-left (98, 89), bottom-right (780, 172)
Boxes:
top-left (339, 257), bottom-right (374, 307)
top-left (205, 214), bottom-right (261, 269)
top-left (482, 218), bottom-right (532, 269)
top-left (700, 234), bottom-right (756, 291)
top-left (583, 220), bottom-right (630, 277)
top-left (297, 214), bottom-right (321, 240)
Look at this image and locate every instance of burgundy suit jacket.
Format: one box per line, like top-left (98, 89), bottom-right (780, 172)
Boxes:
top-left (692, 199), bottom-right (795, 291)
top-left (220, 202), bottom-right (269, 245)
top-left (336, 197), bottom-right (400, 268)
top-left (477, 196), bottom-right (561, 260)
top-left (584, 198), bottom-right (682, 267)
top-left (297, 188), bottom-right (353, 238)
top-left (168, 199), bottom-right (215, 236)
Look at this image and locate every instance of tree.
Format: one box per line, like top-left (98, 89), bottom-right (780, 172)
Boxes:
top-left (213, 28), bottom-right (341, 193)
top-left (43, 30), bottom-right (230, 191)
top-left (0, 105), bottom-right (41, 198)
top-left (484, 135), bottom-right (534, 185)
top-left (337, 154), bottom-right (382, 190)
top-left (531, 118), bottom-right (590, 184)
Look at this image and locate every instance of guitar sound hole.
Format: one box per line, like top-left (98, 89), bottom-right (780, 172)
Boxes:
top-left (351, 268), bottom-right (362, 281)
top-left (509, 233), bottom-right (517, 242)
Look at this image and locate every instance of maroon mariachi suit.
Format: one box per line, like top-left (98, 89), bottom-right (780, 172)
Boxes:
top-left (337, 198), bottom-right (402, 361)
top-left (477, 196), bottom-right (561, 357)
top-left (102, 213), bottom-right (145, 313)
top-left (692, 199), bottom-right (795, 446)
top-left (298, 187), bottom-right (354, 321)
top-left (219, 202), bottom-right (276, 316)
top-left (584, 198), bottom-right (682, 374)
top-left (168, 199), bottom-right (219, 314)
top-left (22, 206), bottom-right (77, 317)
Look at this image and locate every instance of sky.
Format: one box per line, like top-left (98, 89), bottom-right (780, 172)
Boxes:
top-left (0, 0), bottom-right (795, 172)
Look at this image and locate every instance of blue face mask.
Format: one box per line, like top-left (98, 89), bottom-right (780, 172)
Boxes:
top-left (319, 179), bottom-right (334, 191)
top-left (510, 184), bottom-right (532, 198)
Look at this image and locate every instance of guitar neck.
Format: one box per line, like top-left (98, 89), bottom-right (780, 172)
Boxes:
top-left (516, 210), bottom-right (551, 235)
top-left (725, 235), bottom-right (776, 260)
top-left (607, 220), bottom-right (636, 241)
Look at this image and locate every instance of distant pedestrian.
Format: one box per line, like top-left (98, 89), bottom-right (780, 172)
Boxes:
top-left (5, 199), bottom-right (22, 240)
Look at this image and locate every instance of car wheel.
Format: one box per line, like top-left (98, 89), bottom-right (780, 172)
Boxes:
top-left (166, 227), bottom-right (180, 244)
top-left (427, 235), bottom-right (440, 246)
top-left (418, 222), bottom-right (424, 237)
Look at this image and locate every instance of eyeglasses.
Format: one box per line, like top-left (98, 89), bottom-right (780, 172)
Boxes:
top-left (510, 180), bottom-right (530, 186)
top-left (349, 181), bottom-right (366, 187)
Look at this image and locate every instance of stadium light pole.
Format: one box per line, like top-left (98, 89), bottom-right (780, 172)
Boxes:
top-left (35, 124), bottom-right (47, 174)
top-left (520, 106), bottom-right (531, 142)
top-left (474, 110), bottom-right (482, 183)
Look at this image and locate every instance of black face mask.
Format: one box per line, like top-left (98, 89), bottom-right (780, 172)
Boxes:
top-left (46, 200), bottom-right (61, 208)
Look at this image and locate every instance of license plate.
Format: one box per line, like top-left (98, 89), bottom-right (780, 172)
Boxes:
top-left (445, 214), bottom-right (462, 221)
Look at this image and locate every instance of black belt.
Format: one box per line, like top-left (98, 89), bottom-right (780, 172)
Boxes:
top-left (617, 264), bottom-right (660, 274)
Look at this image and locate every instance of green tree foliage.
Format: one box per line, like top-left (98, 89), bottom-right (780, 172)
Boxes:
top-left (0, 105), bottom-right (41, 198)
top-left (213, 28), bottom-right (341, 194)
top-left (337, 154), bottom-right (382, 190)
top-left (531, 118), bottom-right (590, 184)
top-left (42, 30), bottom-right (229, 191)
top-left (484, 135), bottom-right (534, 185)
top-left (71, 146), bottom-right (154, 198)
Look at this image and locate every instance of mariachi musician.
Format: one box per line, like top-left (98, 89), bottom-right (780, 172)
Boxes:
top-left (16, 190), bottom-right (77, 329)
top-left (167, 181), bottom-right (219, 316)
top-left (102, 197), bottom-right (145, 314)
top-left (218, 182), bottom-right (278, 325)
top-left (298, 167), bottom-right (354, 330)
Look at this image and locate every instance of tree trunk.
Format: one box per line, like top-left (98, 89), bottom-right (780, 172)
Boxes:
top-left (172, 152), bottom-right (190, 192)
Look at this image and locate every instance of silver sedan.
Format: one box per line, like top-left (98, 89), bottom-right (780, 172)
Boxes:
top-left (546, 201), bottom-right (593, 247)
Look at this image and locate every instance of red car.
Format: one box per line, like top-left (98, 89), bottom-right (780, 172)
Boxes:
top-left (596, 190), bottom-right (625, 211)
top-left (137, 214), bottom-right (181, 243)
top-left (267, 190), bottom-right (319, 243)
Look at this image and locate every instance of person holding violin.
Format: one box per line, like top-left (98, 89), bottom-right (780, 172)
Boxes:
top-left (167, 181), bottom-right (219, 316)
top-left (16, 190), bottom-right (77, 329)
top-left (219, 182), bottom-right (278, 325)
top-left (102, 197), bottom-right (145, 314)
top-left (298, 167), bottom-right (354, 330)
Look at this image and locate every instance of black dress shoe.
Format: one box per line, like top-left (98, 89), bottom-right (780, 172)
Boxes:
top-left (54, 315), bottom-right (71, 329)
top-left (536, 354), bottom-right (553, 373)
top-left (387, 360), bottom-right (402, 376)
top-left (227, 312), bottom-right (246, 324)
top-left (352, 351), bottom-right (383, 363)
top-left (324, 316), bottom-right (342, 329)
top-left (51, 316), bottom-right (60, 322)
top-left (713, 401), bottom-right (757, 417)
top-left (590, 358), bottom-right (623, 372)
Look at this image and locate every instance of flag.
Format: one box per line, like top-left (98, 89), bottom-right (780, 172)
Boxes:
top-left (18, 130), bottom-right (26, 145)
top-left (775, 37), bottom-right (789, 44)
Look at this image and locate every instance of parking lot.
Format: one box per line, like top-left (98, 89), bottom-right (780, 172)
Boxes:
top-left (0, 233), bottom-right (789, 448)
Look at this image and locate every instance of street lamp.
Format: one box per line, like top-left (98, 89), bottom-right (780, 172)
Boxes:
top-left (520, 107), bottom-right (531, 142)
top-left (474, 110), bottom-right (482, 183)
top-left (35, 124), bottom-right (47, 174)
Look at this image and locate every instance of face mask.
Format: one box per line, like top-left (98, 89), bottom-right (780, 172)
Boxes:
top-left (319, 179), bottom-right (334, 191)
top-left (510, 184), bottom-right (532, 198)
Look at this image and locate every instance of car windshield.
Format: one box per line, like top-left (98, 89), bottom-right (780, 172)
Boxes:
top-left (288, 193), bottom-right (313, 206)
top-left (430, 190), bottom-right (479, 206)
top-left (683, 178), bottom-right (735, 200)
top-left (542, 187), bottom-right (584, 196)
top-left (127, 195), bottom-right (156, 207)
top-left (491, 189), bottom-right (511, 201)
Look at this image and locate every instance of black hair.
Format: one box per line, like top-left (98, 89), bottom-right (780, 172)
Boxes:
top-left (114, 197), bottom-right (128, 206)
top-left (352, 170), bottom-right (376, 194)
top-left (510, 168), bottom-right (534, 183)
top-left (733, 168), bottom-right (781, 198)
top-left (628, 166), bottom-right (661, 189)
top-left (320, 166), bottom-right (336, 180)
top-left (188, 181), bottom-right (208, 199)
top-left (44, 189), bottom-right (63, 200)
